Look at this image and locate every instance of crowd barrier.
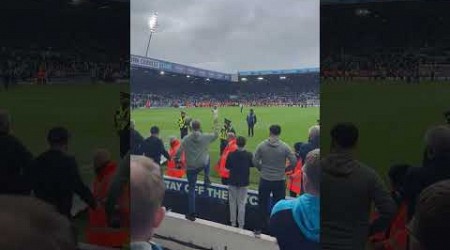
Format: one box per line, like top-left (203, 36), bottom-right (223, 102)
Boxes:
top-left (162, 176), bottom-right (282, 234)
top-left (154, 212), bottom-right (278, 250)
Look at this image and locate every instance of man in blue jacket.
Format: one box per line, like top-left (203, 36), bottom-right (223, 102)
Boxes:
top-left (246, 109), bottom-right (257, 137)
top-left (269, 149), bottom-right (320, 250)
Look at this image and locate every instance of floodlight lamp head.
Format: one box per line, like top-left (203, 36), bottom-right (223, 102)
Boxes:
top-left (148, 13), bottom-right (158, 32)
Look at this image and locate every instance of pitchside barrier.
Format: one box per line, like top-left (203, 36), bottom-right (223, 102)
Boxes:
top-left (163, 176), bottom-right (285, 234)
top-left (154, 212), bottom-right (278, 250)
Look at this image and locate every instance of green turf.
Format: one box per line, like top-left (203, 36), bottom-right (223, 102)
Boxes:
top-left (321, 81), bottom-right (450, 182)
top-left (131, 106), bottom-right (319, 190)
top-left (0, 83), bottom-right (127, 241)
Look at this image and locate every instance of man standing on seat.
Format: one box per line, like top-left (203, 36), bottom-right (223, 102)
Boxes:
top-left (175, 114), bottom-right (219, 221)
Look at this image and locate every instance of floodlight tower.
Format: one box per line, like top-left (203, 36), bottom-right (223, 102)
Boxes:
top-left (145, 12), bottom-right (158, 57)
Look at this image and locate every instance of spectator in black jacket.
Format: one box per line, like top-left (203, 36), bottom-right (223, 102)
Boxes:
top-left (404, 126), bottom-right (450, 220)
top-left (30, 127), bottom-right (96, 219)
top-left (225, 136), bottom-right (254, 229)
top-left (130, 120), bottom-right (144, 154)
top-left (140, 126), bottom-right (170, 165)
top-left (0, 110), bottom-right (33, 195)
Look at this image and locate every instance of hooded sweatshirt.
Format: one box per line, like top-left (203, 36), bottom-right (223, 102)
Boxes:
top-left (321, 151), bottom-right (396, 250)
top-left (270, 193), bottom-right (320, 250)
top-left (175, 130), bottom-right (218, 170)
top-left (253, 137), bottom-right (297, 181)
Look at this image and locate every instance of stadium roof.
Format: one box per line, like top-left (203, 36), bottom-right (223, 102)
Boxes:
top-left (131, 55), bottom-right (233, 81)
top-left (131, 54), bottom-right (318, 82)
top-left (239, 68), bottom-right (319, 76)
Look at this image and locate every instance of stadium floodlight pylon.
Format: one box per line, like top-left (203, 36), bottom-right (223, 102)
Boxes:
top-left (145, 12), bottom-right (158, 57)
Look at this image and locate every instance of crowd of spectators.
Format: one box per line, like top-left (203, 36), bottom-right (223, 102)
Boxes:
top-left (0, 47), bottom-right (129, 85)
top-left (131, 91), bottom-right (319, 109)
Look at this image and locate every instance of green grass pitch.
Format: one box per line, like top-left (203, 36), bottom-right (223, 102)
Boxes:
top-left (321, 81), bottom-right (450, 182)
top-left (131, 106), bottom-right (319, 190)
top-left (0, 83), bottom-right (127, 241)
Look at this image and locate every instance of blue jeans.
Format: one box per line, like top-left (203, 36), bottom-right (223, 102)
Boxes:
top-left (186, 157), bottom-right (210, 215)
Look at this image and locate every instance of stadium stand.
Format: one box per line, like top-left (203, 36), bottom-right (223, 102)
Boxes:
top-left (321, 0), bottom-right (450, 81)
top-left (131, 55), bottom-right (319, 108)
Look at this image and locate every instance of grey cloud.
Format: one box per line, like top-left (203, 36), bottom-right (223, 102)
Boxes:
top-left (131, 0), bottom-right (319, 73)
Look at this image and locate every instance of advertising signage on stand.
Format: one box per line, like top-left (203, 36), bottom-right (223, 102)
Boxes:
top-left (162, 176), bottom-right (284, 234)
top-left (131, 54), bottom-right (233, 81)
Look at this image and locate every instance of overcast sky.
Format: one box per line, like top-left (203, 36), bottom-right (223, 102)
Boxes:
top-left (131, 0), bottom-right (319, 73)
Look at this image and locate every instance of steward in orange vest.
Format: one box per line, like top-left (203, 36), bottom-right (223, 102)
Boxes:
top-left (286, 158), bottom-right (303, 197)
top-left (369, 202), bottom-right (407, 250)
top-left (215, 133), bottom-right (237, 185)
top-left (86, 149), bottom-right (128, 248)
top-left (369, 164), bottom-right (411, 250)
top-left (166, 137), bottom-right (186, 178)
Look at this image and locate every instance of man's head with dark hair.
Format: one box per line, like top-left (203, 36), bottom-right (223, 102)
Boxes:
top-left (269, 125), bottom-right (282, 137)
top-left (47, 127), bottom-right (70, 149)
top-left (388, 164), bottom-right (412, 193)
top-left (0, 110), bottom-right (11, 134)
top-left (408, 180), bottom-right (450, 250)
top-left (330, 123), bottom-right (359, 150)
top-left (181, 111), bottom-right (186, 118)
top-left (0, 195), bottom-right (76, 250)
top-left (130, 155), bottom-right (165, 242)
top-left (191, 120), bottom-right (201, 132)
top-left (150, 126), bottom-right (159, 136)
top-left (250, 109), bottom-right (254, 113)
top-left (236, 136), bottom-right (246, 148)
top-left (423, 126), bottom-right (450, 161)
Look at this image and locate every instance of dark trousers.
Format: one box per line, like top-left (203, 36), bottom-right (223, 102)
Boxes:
top-left (248, 125), bottom-right (254, 137)
top-left (180, 128), bottom-right (188, 139)
top-left (257, 178), bottom-right (285, 231)
top-left (220, 140), bottom-right (227, 155)
top-left (119, 129), bottom-right (130, 158)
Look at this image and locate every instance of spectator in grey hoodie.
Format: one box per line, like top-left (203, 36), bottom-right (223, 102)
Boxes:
top-left (175, 115), bottom-right (219, 221)
top-left (253, 124), bottom-right (297, 236)
top-left (321, 123), bottom-right (396, 250)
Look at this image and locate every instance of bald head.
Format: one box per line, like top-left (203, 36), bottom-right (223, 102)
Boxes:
top-left (130, 155), bottom-right (165, 241)
top-left (0, 195), bottom-right (75, 250)
top-left (0, 110), bottom-right (11, 134)
top-left (409, 180), bottom-right (450, 250)
top-left (303, 149), bottom-right (321, 195)
top-left (93, 148), bottom-right (111, 170)
top-left (424, 126), bottom-right (450, 159)
top-left (227, 132), bottom-right (236, 140)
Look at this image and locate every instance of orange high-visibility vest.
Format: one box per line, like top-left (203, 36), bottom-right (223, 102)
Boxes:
top-left (86, 162), bottom-right (129, 247)
top-left (166, 139), bottom-right (186, 178)
top-left (369, 201), bottom-right (408, 250)
top-left (215, 139), bottom-right (237, 179)
top-left (287, 159), bottom-right (303, 195)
